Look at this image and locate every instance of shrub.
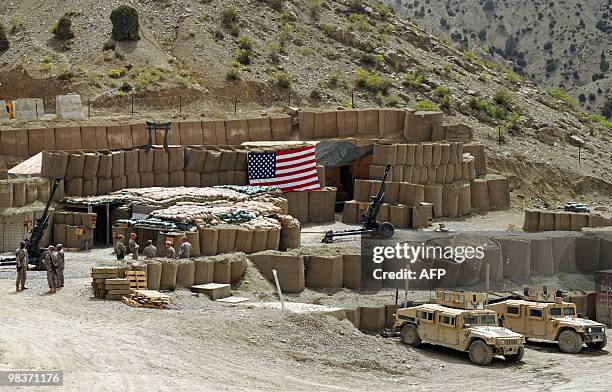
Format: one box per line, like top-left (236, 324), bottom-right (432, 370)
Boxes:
top-left (434, 85), bottom-right (450, 98)
top-left (222, 6), bottom-right (239, 28)
top-left (310, 88), bottom-right (322, 100)
top-left (119, 82), bottom-right (133, 93)
top-left (51, 14), bottom-right (75, 40)
top-left (415, 100), bottom-right (440, 111)
top-left (226, 68), bottom-right (240, 81)
top-left (271, 72), bottom-right (291, 88)
top-left (110, 5), bottom-right (140, 41)
top-left (349, 13), bottom-right (369, 31)
top-left (549, 88), bottom-right (576, 107)
top-left (237, 36), bottom-right (252, 51)
top-left (307, 0), bottom-right (322, 19)
top-left (235, 48), bottom-right (251, 65)
top-left (355, 68), bottom-right (391, 94)
top-left (10, 15), bottom-right (23, 33)
top-left (266, 42), bottom-right (280, 62)
top-left (102, 40), bottom-right (116, 51)
top-left (108, 68), bottom-right (126, 79)
top-left (493, 89), bottom-right (513, 107)
top-left (0, 24), bottom-right (9, 53)
top-left (403, 71), bottom-right (424, 88)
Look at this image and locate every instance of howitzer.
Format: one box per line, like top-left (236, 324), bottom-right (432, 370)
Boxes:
top-left (322, 164), bottom-right (394, 243)
top-left (26, 177), bottom-right (62, 269)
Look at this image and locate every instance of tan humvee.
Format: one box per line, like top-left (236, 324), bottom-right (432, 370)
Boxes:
top-left (395, 304), bottom-right (525, 366)
top-left (435, 290), bottom-right (487, 309)
top-left (486, 299), bottom-right (608, 353)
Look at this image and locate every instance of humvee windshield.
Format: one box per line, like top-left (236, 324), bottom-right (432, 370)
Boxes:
top-left (463, 314), bottom-right (496, 326)
top-left (550, 307), bottom-right (576, 316)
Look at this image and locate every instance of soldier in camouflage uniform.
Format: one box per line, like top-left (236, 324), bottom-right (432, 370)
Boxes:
top-left (116, 235), bottom-right (126, 260)
top-left (42, 245), bottom-right (59, 294)
top-left (15, 241), bottom-right (28, 291)
top-left (178, 236), bottom-right (192, 259)
top-left (143, 240), bottom-right (157, 259)
top-left (128, 233), bottom-right (139, 260)
top-left (56, 244), bottom-right (65, 288)
top-left (165, 241), bottom-right (176, 259)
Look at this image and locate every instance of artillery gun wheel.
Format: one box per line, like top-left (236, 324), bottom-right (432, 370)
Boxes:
top-left (586, 334), bottom-right (607, 350)
top-left (504, 346), bottom-right (524, 362)
top-left (468, 340), bottom-right (493, 366)
top-left (400, 324), bottom-right (421, 348)
top-left (558, 330), bottom-right (583, 353)
top-left (372, 222), bottom-right (394, 239)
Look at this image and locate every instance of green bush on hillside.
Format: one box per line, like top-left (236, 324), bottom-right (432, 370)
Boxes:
top-left (110, 5), bottom-right (140, 41)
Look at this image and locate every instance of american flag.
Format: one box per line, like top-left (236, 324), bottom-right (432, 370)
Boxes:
top-left (247, 145), bottom-right (321, 192)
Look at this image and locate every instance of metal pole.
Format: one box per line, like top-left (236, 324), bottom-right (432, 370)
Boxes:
top-left (485, 263), bottom-right (490, 305)
top-left (272, 269), bottom-right (284, 310)
top-left (106, 203), bottom-right (110, 245)
top-left (351, 91), bottom-right (355, 108)
top-left (131, 95), bottom-right (134, 117)
top-left (395, 288), bottom-right (399, 306)
top-left (234, 97), bottom-right (238, 114)
top-left (288, 92), bottom-right (291, 107)
top-left (35, 100), bottom-right (39, 120)
top-left (498, 127), bottom-right (501, 145)
top-left (404, 261), bottom-right (410, 306)
top-left (179, 96), bottom-right (182, 115)
top-left (88, 98), bottom-right (91, 119)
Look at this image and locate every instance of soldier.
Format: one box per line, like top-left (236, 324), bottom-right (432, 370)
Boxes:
top-left (116, 235), bottom-right (126, 260)
top-left (165, 241), bottom-right (176, 259)
top-left (128, 232), bottom-right (139, 260)
top-left (144, 240), bottom-right (157, 259)
top-left (56, 244), bottom-right (65, 288)
top-left (178, 236), bottom-right (192, 259)
top-left (42, 245), bottom-right (58, 294)
top-left (15, 241), bottom-right (28, 291)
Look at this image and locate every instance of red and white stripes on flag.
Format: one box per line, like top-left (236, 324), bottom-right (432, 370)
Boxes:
top-left (247, 145), bottom-right (321, 192)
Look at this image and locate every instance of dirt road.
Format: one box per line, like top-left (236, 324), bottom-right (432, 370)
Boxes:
top-left (0, 249), bottom-right (610, 391)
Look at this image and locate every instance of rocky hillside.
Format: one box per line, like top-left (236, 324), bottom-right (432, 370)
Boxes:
top-left (381, 0), bottom-right (611, 117)
top-left (0, 0), bottom-right (610, 204)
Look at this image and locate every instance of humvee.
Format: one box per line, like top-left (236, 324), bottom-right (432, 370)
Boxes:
top-left (395, 304), bottom-right (525, 365)
top-left (486, 299), bottom-right (607, 353)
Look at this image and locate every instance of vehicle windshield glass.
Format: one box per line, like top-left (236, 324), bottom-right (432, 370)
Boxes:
top-left (463, 314), bottom-right (478, 325)
top-left (479, 315), bottom-right (497, 325)
top-left (550, 307), bottom-right (562, 316)
top-left (463, 314), bottom-right (496, 326)
top-left (563, 307), bottom-right (576, 316)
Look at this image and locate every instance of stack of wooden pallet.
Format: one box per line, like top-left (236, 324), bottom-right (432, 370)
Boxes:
top-left (91, 267), bottom-right (119, 299)
top-left (125, 270), bottom-right (147, 290)
top-left (105, 278), bottom-right (132, 300)
top-left (122, 290), bottom-right (171, 309)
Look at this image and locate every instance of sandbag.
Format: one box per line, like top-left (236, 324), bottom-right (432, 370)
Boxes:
top-left (185, 147), bottom-right (207, 172)
top-left (140, 173), bottom-right (154, 188)
top-left (186, 231), bottom-right (201, 257)
top-left (97, 178), bottom-right (112, 195)
top-left (176, 260), bottom-right (195, 288)
top-left (65, 178), bottom-right (83, 197)
top-left (159, 261), bottom-right (178, 290)
top-left (168, 147), bottom-right (185, 172)
top-left (575, 237), bottom-right (600, 273)
top-left (169, 171), bottom-right (185, 187)
top-left (36, 178), bottom-right (50, 202)
top-left (422, 143), bottom-right (433, 167)
top-left (200, 226), bottom-right (219, 256)
top-left (353, 180), bottom-right (371, 202)
top-left (146, 261), bottom-right (162, 290)
top-left (552, 236), bottom-right (577, 273)
top-left (279, 225), bottom-right (300, 251)
top-left (538, 211), bottom-right (555, 232)
top-left (203, 148), bottom-right (222, 173)
top-left (110, 151), bottom-right (125, 175)
top-left (194, 258), bottom-right (215, 284)
top-left (153, 172), bottom-right (170, 187)
top-left (185, 171), bottom-right (201, 187)
top-left (124, 149), bottom-right (139, 175)
top-left (11, 182), bottom-right (26, 207)
top-left (153, 148), bottom-right (169, 173)
top-left (308, 189), bottom-right (336, 223)
top-left (265, 228), bottom-right (280, 250)
top-left (112, 176), bottom-right (126, 192)
top-left (41, 151), bottom-right (68, 178)
top-left (126, 175), bottom-right (140, 189)
top-left (479, 245), bottom-right (504, 282)
top-left (217, 226), bottom-right (237, 254)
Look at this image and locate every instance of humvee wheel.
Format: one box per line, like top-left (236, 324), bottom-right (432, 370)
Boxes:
top-left (468, 340), bottom-right (493, 366)
top-left (586, 334), bottom-right (607, 350)
top-left (401, 324), bottom-right (421, 348)
top-left (558, 330), bottom-right (583, 354)
top-left (504, 346), bottom-right (524, 362)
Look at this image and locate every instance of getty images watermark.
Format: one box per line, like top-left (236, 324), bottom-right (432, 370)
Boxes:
top-left (370, 243), bottom-right (485, 281)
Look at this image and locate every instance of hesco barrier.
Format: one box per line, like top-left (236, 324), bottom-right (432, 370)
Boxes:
top-left (523, 209), bottom-right (612, 232)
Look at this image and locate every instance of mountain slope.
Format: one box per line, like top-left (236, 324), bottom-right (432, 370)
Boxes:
top-left (0, 0), bottom-right (610, 205)
top-left (381, 0), bottom-right (611, 117)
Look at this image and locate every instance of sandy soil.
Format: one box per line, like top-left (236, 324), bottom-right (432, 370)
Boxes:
top-left (0, 239), bottom-right (610, 392)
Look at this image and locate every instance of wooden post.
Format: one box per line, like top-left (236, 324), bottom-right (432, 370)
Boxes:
top-left (485, 263), bottom-right (490, 305)
top-left (351, 91), bottom-right (355, 108)
top-left (106, 203), bottom-right (110, 245)
top-left (234, 97), bottom-right (238, 114)
top-left (272, 269), bottom-right (284, 310)
top-left (131, 95), bottom-right (134, 117)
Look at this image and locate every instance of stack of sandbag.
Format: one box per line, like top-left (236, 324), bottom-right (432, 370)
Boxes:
top-left (306, 255), bottom-right (343, 288)
top-left (146, 260), bottom-right (162, 290)
top-left (248, 251), bottom-right (305, 293)
top-left (523, 209), bottom-right (612, 232)
top-left (278, 215), bottom-right (301, 251)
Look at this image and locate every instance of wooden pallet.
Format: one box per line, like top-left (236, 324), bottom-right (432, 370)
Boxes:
top-left (122, 290), bottom-right (171, 309)
top-left (125, 271), bottom-right (147, 290)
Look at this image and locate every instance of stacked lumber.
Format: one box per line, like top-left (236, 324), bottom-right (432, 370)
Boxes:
top-left (91, 267), bottom-right (119, 299)
top-left (104, 278), bottom-right (132, 300)
top-left (125, 270), bottom-right (147, 290)
top-left (122, 290), bottom-right (172, 309)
